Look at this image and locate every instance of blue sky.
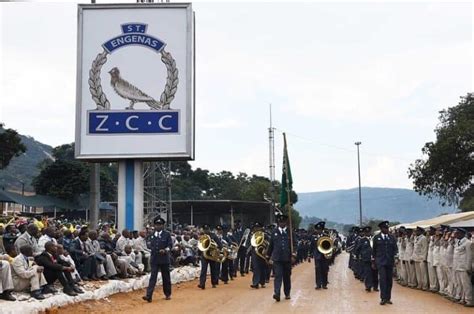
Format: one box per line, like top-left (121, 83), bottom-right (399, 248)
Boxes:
top-left (0, 1), bottom-right (472, 193)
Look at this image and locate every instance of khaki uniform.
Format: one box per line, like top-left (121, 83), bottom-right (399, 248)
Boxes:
top-left (0, 259), bottom-right (14, 293)
top-left (405, 235), bottom-right (417, 287)
top-left (397, 237), bottom-right (407, 286)
top-left (427, 235), bottom-right (439, 292)
top-left (452, 237), bottom-right (472, 305)
top-left (413, 234), bottom-right (429, 290)
top-left (11, 254), bottom-right (47, 292)
top-left (445, 240), bottom-right (455, 298)
top-left (433, 239), bottom-right (444, 294)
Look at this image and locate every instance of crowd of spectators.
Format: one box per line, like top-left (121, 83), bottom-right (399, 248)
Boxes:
top-left (0, 216), bottom-right (202, 302)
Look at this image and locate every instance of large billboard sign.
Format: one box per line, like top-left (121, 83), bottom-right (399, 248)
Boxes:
top-left (75, 3), bottom-right (194, 160)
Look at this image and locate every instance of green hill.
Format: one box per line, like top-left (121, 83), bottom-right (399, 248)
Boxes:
top-left (297, 187), bottom-right (455, 224)
top-left (0, 128), bottom-right (53, 192)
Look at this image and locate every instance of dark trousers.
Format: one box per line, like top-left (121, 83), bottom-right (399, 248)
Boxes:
top-left (378, 264), bottom-right (393, 301)
top-left (362, 261), bottom-right (373, 289)
top-left (273, 261), bottom-right (291, 297)
top-left (252, 253), bottom-right (266, 286)
top-left (372, 267), bottom-right (379, 289)
top-left (146, 263), bottom-right (171, 299)
top-left (44, 270), bottom-right (75, 290)
top-left (78, 256), bottom-right (97, 278)
top-left (235, 248), bottom-right (246, 275)
top-left (220, 259), bottom-right (229, 283)
top-left (228, 258), bottom-right (235, 279)
top-left (200, 257), bottom-right (219, 286)
top-left (315, 258), bottom-right (328, 288)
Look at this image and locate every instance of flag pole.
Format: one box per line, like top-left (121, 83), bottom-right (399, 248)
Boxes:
top-left (283, 133), bottom-right (294, 254)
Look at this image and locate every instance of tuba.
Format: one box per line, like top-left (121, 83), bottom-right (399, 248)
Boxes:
top-left (198, 234), bottom-right (226, 263)
top-left (251, 231), bottom-right (271, 264)
top-left (317, 235), bottom-right (334, 259)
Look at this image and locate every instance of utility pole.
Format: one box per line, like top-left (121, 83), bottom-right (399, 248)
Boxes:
top-left (89, 0), bottom-right (100, 230)
top-left (355, 141), bottom-right (362, 226)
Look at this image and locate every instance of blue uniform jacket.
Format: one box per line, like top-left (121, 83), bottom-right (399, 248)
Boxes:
top-left (149, 230), bottom-right (173, 265)
top-left (267, 229), bottom-right (293, 262)
top-left (372, 233), bottom-right (397, 267)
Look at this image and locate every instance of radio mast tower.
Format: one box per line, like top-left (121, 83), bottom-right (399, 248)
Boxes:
top-left (268, 104), bottom-right (278, 217)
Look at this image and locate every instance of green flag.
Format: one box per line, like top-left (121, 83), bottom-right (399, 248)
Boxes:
top-left (280, 133), bottom-right (293, 208)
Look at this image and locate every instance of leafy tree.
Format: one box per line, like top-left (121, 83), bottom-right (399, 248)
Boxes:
top-left (33, 160), bottom-right (89, 202)
top-left (408, 93), bottom-right (474, 211)
top-left (32, 143), bottom-right (117, 202)
top-left (0, 123), bottom-right (26, 169)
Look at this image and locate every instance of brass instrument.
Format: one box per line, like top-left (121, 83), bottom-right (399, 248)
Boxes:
top-left (226, 241), bottom-right (239, 260)
top-left (316, 235), bottom-right (334, 259)
top-left (251, 231), bottom-right (271, 264)
top-left (198, 234), bottom-right (226, 263)
top-left (237, 228), bottom-right (251, 250)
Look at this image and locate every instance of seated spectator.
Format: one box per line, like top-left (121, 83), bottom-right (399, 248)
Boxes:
top-left (69, 229), bottom-right (98, 281)
top-left (98, 232), bottom-right (128, 279)
top-left (0, 253), bottom-right (16, 301)
top-left (36, 241), bottom-right (84, 296)
top-left (56, 244), bottom-right (81, 283)
top-left (133, 230), bottom-right (151, 272)
top-left (61, 230), bottom-right (74, 253)
top-left (86, 231), bottom-right (118, 280)
top-left (115, 229), bottom-right (133, 254)
top-left (11, 245), bottom-right (49, 300)
top-left (118, 245), bottom-right (144, 276)
top-left (3, 225), bottom-right (19, 252)
top-left (14, 224), bottom-right (42, 257)
top-left (38, 227), bottom-right (57, 253)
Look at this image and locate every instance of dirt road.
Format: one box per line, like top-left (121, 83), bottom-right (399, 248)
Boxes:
top-left (57, 254), bottom-right (471, 313)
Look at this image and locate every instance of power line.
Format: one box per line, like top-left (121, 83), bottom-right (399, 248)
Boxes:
top-left (273, 128), bottom-right (418, 162)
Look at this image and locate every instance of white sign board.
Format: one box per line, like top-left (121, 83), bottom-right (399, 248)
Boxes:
top-left (75, 3), bottom-right (194, 160)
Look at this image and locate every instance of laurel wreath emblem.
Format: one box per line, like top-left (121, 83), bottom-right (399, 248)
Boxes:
top-left (88, 48), bottom-right (179, 110)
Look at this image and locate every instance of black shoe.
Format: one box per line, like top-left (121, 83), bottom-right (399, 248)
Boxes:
top-left (31, 290), bottom-right (45, 300)
top-left (64, 289), bottom-right (78, 297)
top-left (250, 284), bottom-right (259, 289)
top-left (260, 284), bottom-right (266, 288)
top-left (386, 300), bottom-right (393, 304)
top-left (197, 284), bottom-right (205, 290)
top-left (273, 294), bottom-right (280, 302)
top-left (142, 296), bottom-right (152, 303)
top-left (165, 296), bottom-right (171, 300)
top-left (72, 285), bottom-right (84, 294)
top-left (82, 276), bottom-right (90, 281)
top-left (380, 300), bottom-right (386, 305)
top-left (366, 288), bottom-right (371, 292)
top-left (223, 281), bottom-right (228, 284)
top-left (315, 286), bottom-right (321, 290)
top-left (285, 295), bottom-right (291, 300)
top-left (212, 284), bottom-right (216, 288)
top-left (1, 291), bottom-right (16, 301)
top-left (42, 285), bottom-right (57, 294)
top-left (323, 286), bottom-right (328, 289)
top-left (374, 288), bottom-right (379, 292)
top-left (240, 273), bottom-right (245, 277)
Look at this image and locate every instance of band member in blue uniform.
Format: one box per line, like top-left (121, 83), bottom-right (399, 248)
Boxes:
top-left (250, 222), bottom-right (267, 289)
top-left (311, 221), bottom-right (329, 289)
top-left (143, 217), bottom-right (173, 303)
top-left (222, 224), bottom-right (236, 281)
top-left (233, 220), bottom-right (246, 277)
top-left (198, 224), bottom-right (222, 289)
top-left (372, 221), bottom-right (398, 305)
top-left (354, 226), bottom-right (377, 292)
top-left (267, 214), bottom-right (294, 302)
top-left (216, 225), bottom-right (230, 284)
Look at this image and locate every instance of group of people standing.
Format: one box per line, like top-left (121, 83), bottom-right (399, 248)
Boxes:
top-left (347, 221), bottom-right (398, 305)
top-left (395, 225), bottom-right (473, 307)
